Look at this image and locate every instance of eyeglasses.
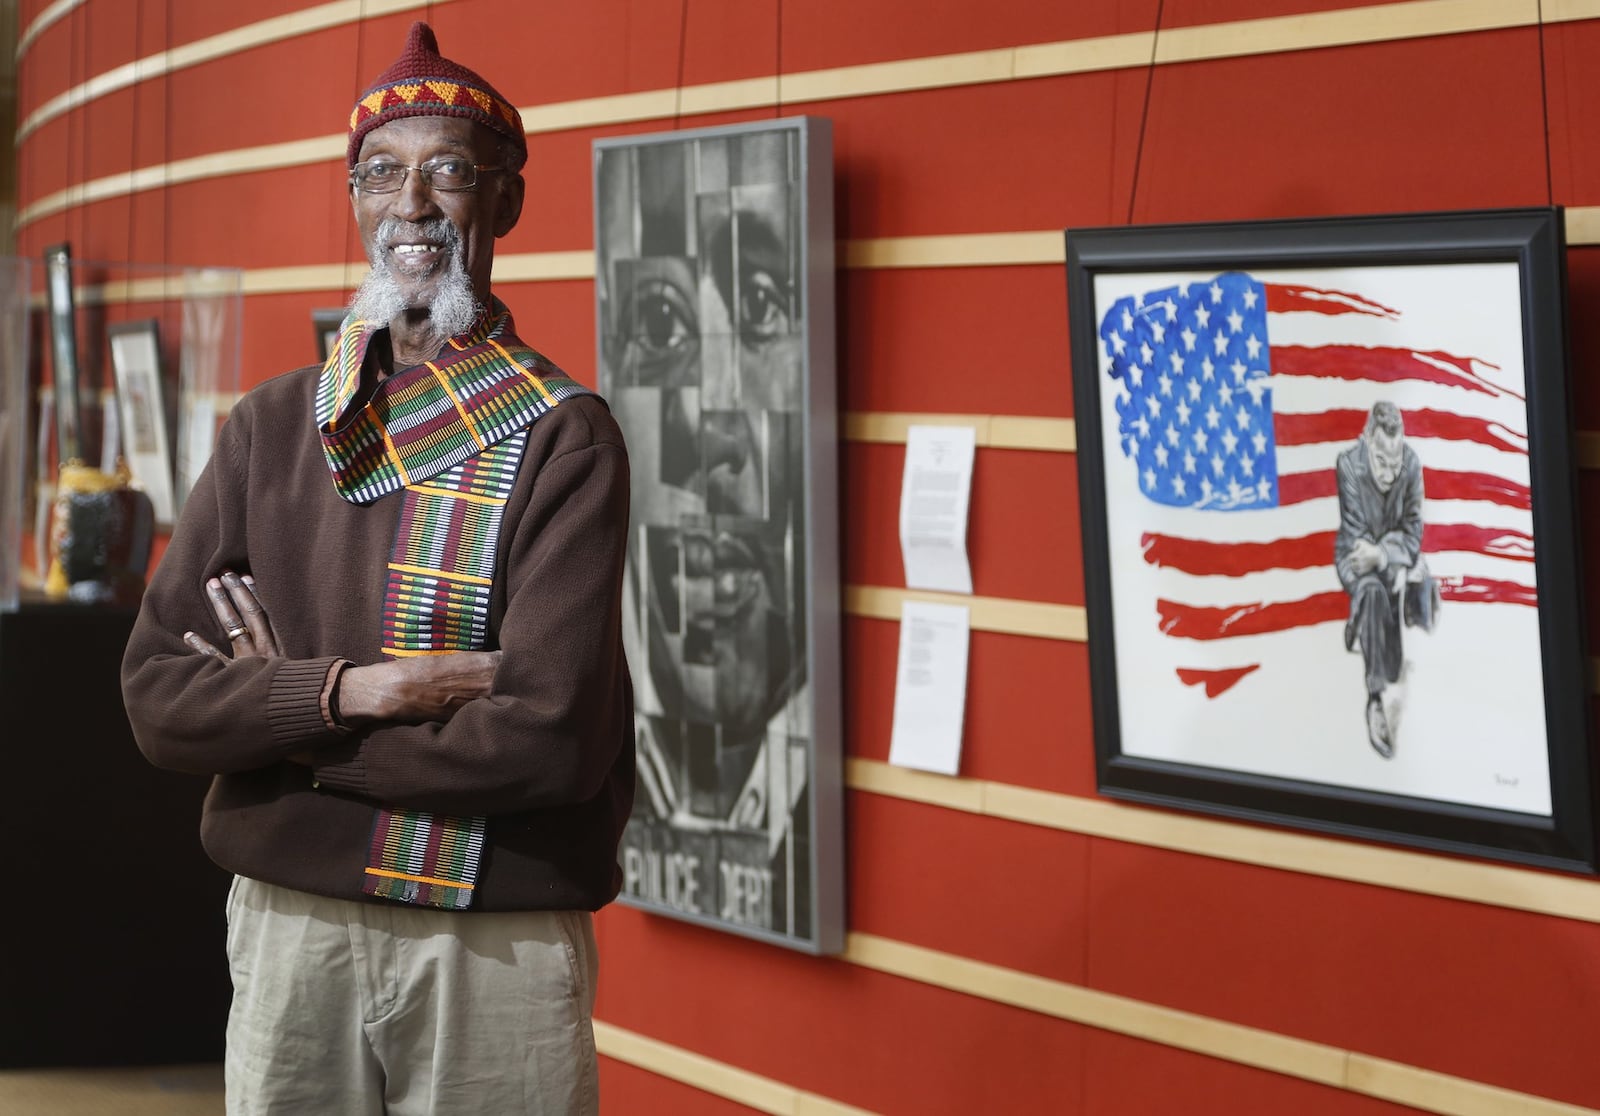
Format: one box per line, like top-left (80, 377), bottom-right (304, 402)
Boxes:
top-left (350, 157), bottom-right (505, 194)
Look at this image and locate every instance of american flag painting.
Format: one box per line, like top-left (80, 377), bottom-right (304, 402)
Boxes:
top-left (1090, 261), bottom-right (1552, 815)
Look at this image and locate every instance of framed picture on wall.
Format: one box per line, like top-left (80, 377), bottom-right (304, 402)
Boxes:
top-left (312, 308), bottom-right (346, 363)
top-left (1066, 206), bottom-right (1596, 872)
top-left (593, 117), bottom-right (845, 952)
top-left (108, 319), bottom-right (176, 527)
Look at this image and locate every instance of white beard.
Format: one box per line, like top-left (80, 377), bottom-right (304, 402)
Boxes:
top-left (349, 216), bottom-right (480, 340)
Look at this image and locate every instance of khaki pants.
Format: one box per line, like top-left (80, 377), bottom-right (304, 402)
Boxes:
top-left (224, 876), bottom-right (598, 1115)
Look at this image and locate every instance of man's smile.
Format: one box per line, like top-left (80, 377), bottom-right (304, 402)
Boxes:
top-left (388, 240), bottom-right (447, 274)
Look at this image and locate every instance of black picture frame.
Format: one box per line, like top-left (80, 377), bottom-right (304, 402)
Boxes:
top-left (1065, 206), bottom-right (1596, 873)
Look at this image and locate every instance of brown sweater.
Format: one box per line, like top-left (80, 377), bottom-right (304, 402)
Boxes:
top-left (120, 359), bottom-right (635, 912)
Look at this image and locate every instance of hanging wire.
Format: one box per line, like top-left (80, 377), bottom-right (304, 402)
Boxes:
top-left (343, 0), bottom-right (370, 293)
top-left (774, 0), bottom-right (783, 120)
top-left (672, 0), bottom-right (688, 130)
top-left (1535, 0), bottom-right (1555, 208)
top-left (125, 0), bottom-right (143, 271)
top-left (67, 2), bottom-right (83, 250)
top-left (1124, 0), bottom-right (1166, 225)
top-left (162, 0), bottom-right (173, 278)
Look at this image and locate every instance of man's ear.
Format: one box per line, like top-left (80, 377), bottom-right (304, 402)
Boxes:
top-left (494, 172), bottom-right (525, 238)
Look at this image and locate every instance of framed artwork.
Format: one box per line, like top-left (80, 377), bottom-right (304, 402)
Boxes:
top-left (43, 244), bottom-right (82, 464)
top-left (312, 308), bottom-right (346, 363)
top-left (108, 319), bottom-right (176, 527)
top-left (593, 117), bottom-right (844, 951)
top-left (1066, 207), bottom-right (1596, 872)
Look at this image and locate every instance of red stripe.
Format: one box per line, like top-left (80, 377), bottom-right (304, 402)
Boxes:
top-left (1157, 578), bottom-right (1536, 640)
top-left (1176, 665), bottom-right (1260, 697)
top-left (1422, 467), bottom-right (1530, 509)
top-left (1158, 591), bottom-right (1346, 639)
top-left (1444, 577), bottom-right (1539, 608)
top-left (1142, 523), bottom-right (1534, 577)
top-left (1274, 408), bottom-right (1526, 455)
top-left (368, 812), bottom-right (394, 862)
top-left (1277, 471), bottom-right (1335, 504)
top-left (421, 815), bottom-right (445, 877)
top-left (1143, 531), bottom-right (1331, 576)
top-left (1272, 344), bottom-right (1516, 400)
top-left (1276, 467), bottom-right (1530, 510)
top-left (1264, 282), bottom-right (1399, 318)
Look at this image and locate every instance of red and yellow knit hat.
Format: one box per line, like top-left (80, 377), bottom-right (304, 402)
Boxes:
top-left (347, 21), bottom-right (526, 170)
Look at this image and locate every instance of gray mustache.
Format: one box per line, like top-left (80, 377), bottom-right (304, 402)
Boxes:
top-left (375, 217), bottom-right (461, 253)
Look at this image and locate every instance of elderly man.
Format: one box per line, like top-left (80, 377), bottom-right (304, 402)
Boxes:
top-left (1335, 399), bottom-right (1432, 760)
top-left (120, 23), bottom-right (632, 1115)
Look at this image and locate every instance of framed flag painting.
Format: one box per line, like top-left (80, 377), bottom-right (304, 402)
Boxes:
top-left (1066, 207), bottom-right (1597, 872)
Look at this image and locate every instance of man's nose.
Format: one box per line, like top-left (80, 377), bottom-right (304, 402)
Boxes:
top-left (391, 169), bottom-right (438, 219)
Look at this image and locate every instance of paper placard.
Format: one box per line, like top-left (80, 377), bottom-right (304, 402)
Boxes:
top-left (898, 424), bottom-right (975, 594)
top-left (888, 600), bottom-right (971, 775)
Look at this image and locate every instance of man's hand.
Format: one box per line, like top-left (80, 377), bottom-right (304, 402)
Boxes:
top-left (1348, 538), bottom-right (1388, 576)
top-left (182, 567), bottom-right (499, 728)
top-left (336, 652), bottom-right (503, 728)
top-left (185, 570), bottom-right (281, 659)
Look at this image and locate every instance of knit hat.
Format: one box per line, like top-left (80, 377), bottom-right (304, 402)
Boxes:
top-left (347, 22), bottom-right (526, 170)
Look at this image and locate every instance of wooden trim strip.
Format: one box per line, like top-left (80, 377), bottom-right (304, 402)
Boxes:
top-left (15, 0), bottom-right (451, 141)
top-left (843, 411), bottom-right (1076, 451)
top-left (594, 933), bottom-right (1600, 1116)
top-left (1150, 0), bottom-right (1538, 66)
top-left (843, 231), bottom-right (1065, 269)
top-left (846, 584), bottom-right (1086, 641)
top-left (19, 2), bottom-right (1600, 231)
top-left (15, 135), bottom-right (342, 227)
top-left (15, 0), bottom-right (82, 61)
top-left (840, 932), bottom-right (1600, 1115)
top-left (847, 757), bottom-right (1600, 924)
top-left (593, 1021), bottom-right (877, 1116)
top-left (844, 933), bottom-right (1347, 1085)
top-left (1546, 0), bottom-right (1600, 19)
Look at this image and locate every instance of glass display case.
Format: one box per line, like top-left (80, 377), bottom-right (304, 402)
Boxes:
top-left (0, 254), bottom-right (243, 610)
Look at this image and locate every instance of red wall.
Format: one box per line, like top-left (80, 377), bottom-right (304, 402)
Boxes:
top-left (18, 1), bottom-right (1600, 1112)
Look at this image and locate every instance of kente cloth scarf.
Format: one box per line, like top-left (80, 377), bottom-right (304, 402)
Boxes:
top-left (317, 303), bottom-right (592, 909)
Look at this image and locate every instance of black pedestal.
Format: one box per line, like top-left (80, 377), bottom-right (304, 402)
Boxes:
top-left (1, 599), bottom-right (232, 1067)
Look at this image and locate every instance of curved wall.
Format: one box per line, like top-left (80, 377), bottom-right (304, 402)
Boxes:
top-left (17, 1), bottom-right (1600, 1112)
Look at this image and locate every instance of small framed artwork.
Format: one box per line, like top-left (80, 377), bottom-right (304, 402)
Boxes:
top-left (43, 243), bottom-right (83, 464)
top-left (108, 319), bottom-right (176, 527)
top-left (313, 308), bottom-right (346, 363)
top-left (1066, 206), bottom-right (1596, 872)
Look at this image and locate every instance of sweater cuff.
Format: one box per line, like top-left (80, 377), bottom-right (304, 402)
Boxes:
top-left (320, 659), bottom-right (353, 733)
top-left (267, 657), bottom-right (348, 749)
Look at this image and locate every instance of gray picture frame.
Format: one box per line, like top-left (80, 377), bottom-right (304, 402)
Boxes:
top-left (594, 117), bottom-right (844, 952)
top-left (43, 244), bottom-right (82, 464)
top-left (107, 318), bottom-right (176, 527)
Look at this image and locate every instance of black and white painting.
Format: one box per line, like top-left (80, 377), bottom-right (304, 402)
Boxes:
top-left (594, 117), bottom-right (844, 950)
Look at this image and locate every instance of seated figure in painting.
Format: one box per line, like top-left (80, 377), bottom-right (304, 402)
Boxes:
top-left (1335, 400), bottom-right (1439, 759)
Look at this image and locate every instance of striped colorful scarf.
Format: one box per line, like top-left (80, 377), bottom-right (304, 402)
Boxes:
top-left (317, 303), bottom-right (591, 909)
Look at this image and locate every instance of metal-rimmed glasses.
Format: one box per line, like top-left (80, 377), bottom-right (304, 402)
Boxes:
top-left (350, 157), bottom-right (505, 194)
